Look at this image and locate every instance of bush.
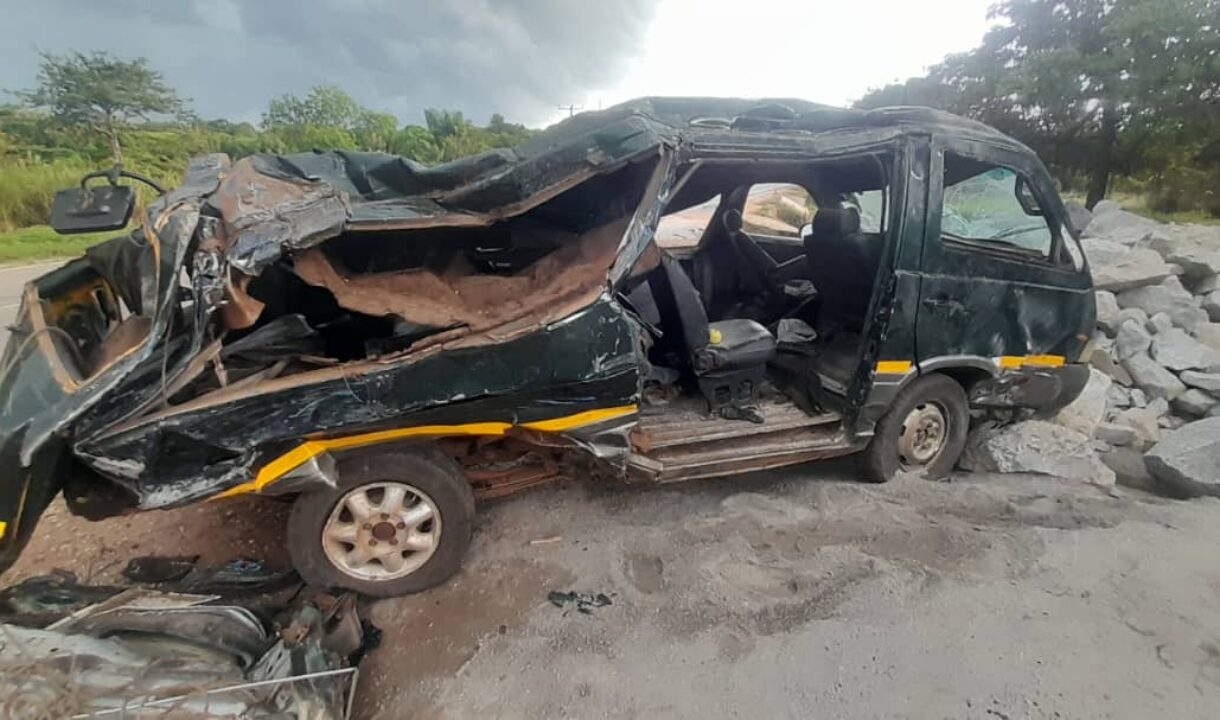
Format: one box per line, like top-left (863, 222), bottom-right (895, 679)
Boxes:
top-left (0, 158), bottom-right (91, 231)
top-left (1142, 164), bottom-right (1219, 218)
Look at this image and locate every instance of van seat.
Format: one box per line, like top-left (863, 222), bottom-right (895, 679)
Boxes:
top-left (804, 207), bottom-right (883, 334)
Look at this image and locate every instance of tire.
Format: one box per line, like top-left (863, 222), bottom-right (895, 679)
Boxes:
top-left (861, 373), bottom-right (970, 483)
top-left (287, 444), bottom-right (475, 598)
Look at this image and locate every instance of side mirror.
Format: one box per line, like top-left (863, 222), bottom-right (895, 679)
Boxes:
top-left (51, 184), bottom-right (135, 235)
top-left (1014, 176), bottom-right (1043, 217)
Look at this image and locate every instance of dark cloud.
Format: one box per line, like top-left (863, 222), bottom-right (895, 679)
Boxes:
top-left (0, 0), bottom-right (657, 126)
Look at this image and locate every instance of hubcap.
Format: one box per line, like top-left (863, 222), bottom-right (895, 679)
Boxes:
top-left (323, 482), bottom-right (441, 581)
top-left (898, 402), bottom-right (949, 468)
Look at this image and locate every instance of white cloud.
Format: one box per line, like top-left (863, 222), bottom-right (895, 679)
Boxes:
top-left (565, 0), bottom-right (995, 125)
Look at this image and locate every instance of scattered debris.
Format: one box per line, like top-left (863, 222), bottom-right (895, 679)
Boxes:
top-left (530, 536), bottom-right (563, 546)
top-left (0, 587), bottom-right (368, 718)
top-left (547, 590), bottom-right (613, 614)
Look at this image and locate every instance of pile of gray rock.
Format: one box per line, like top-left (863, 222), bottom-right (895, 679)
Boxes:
top-left (960, 200), bottom-right (1220, 498)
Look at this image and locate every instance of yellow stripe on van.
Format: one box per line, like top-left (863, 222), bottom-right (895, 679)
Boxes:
top-left (874, 360), bottom-right (913, 375)
top-left (1024, 354), bottom-right (1066, 367)
top-left (213, 404), bottom-right (638, 499)
top-left (998, 354), bottom-right (1066, 369)
top-left (0, 520), bottom-right (6, 540)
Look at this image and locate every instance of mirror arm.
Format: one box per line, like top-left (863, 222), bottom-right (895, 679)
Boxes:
top-left (80, 165), bottom-right (167, 195)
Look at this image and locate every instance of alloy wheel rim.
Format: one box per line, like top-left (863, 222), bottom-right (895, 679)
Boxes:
top-left (322, 482), bottom-right (441, 581)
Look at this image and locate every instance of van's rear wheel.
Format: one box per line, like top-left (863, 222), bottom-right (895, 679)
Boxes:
top-left (287, 446), bottom-right (474, 597)
top-left (861, 374), bottom-right (969, 482)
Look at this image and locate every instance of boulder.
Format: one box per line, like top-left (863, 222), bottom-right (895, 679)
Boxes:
top-left (1145, 226), bottom-right (1220, 280)
top-left (1145, 417), bottom-right (1220, 498)
top-left (1121, 352), bottom-right (1186, 400)
top-left (1150, 327), bottom-right (1220, 372)
top-left (1193, 323), bottom-right (1220, 354)
top-left (1115, 319), bottom-right (1152, 361)
top-left (1203, 291), bottom-right (1220, 323)
top-left (1093, 350), bottom-right (1132, 385)
top-left (1193, 274), bottom-right (1220, 296)
top-left (1130, 387), bottom-right (1148, 407)
top-left (1147, 312), bottom-right (1174, 335)
top-left (1090, 199), bottom-right (1123, 216)
top-left (959, 420), bottom-right (1115, 486)
top-left (1170, 305), bottom-right (1211, 333)
top-left (1094, 422), bottom-right (1137, 447)
top-left (1116, 307), bottom-right (1150, 328)
top-left (1179, 370), bottom-right (1220, 393)
top-left (1083, 206), bottom-right (1160, 245)
top-left (1116, 276), bottom-right (1198, 319)
top-left (1054, 367), bottom-right (1112, 436)
top-left (1095, 290), bottom-right (1121, 335)
top-left (1065, 201), bottom-right (1093, 234)
top-left (1099, 446), bottom-right (1156, 493)
top-left (1112, 405), bottom-right (1162, 451)
top-left (1105, 384), bottom-right (1132, 409)
top-left (1090, 247), bottom-right (1173, 293)
top-left (1172, 389), bottom-right (1218, 418)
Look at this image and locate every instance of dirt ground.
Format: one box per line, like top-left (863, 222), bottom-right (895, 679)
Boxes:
top-left (8, 461), bottom-right (1220, 719)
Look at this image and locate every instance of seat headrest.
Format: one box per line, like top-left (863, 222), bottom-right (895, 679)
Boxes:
top-left (811, 207), bottom-right (861, 237)
top-left (722, 208), bottom-right (744, 233)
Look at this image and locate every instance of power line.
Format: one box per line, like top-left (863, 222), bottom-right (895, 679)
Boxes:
top-left (557, 103), bottom-right (584, 118)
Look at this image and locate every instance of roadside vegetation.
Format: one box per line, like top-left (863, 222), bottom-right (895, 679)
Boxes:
top-left (0, 52), bottom-right (534, 250)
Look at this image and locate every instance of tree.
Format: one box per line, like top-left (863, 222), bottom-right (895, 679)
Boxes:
top-left (390, 125), bottom-right (442, 163)
top-left (423, 108), bottom-right (470, 139)
top-left (858, 0), bottom-right (1220, 208)
top-left (353, 111), bottom-right (398, 152)
top-left (13, 51), bottom-right (188, 165)
top-left (263, 85), bottom-right (365, 130)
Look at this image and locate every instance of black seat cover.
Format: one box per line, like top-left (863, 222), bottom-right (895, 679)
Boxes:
top-left (646, 255), bottom-right (776, 375)
top-left (804, 207), bottom-right (882, 333)
top-left (722, 208), bottom-right (777, 294)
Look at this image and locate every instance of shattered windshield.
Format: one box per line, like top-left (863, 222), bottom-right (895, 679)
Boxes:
top-left (942, 161), bottom-right (1052, 257)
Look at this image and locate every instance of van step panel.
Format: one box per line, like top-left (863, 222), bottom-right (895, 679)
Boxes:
top-left (634, 398), bottom-right (840, 451)
top-left (629, 400), bottom-right (857, 483)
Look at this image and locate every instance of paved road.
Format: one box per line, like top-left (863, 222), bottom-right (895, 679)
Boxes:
top-left (0, 260), bottom-right (65, 351)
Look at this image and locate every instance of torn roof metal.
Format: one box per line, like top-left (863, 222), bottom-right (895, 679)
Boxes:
top-left (203, 97), bottom-right (1029, 274)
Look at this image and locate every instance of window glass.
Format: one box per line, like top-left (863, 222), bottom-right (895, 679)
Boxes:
top-left (742, 184), bottom-right (816, 239)
top-left (655, 194), bottom-right (719, 249)
top-left (849, 189), bottom-right (887, 233)
top-left (942, 155), bottom-right (1053, 258)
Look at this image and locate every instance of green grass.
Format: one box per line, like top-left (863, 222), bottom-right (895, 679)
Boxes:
top-left (0, 225), bottom-right (117, 264)
top-left (0, 159), bottom-right (92, 231)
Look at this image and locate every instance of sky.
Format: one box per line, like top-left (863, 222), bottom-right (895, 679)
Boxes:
top-left (0, 0), bottom-right (996, 129)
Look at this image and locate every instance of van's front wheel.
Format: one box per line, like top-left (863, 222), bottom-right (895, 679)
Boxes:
top-left (287, 446), bottom-right (475, 597)
top-left (861, 374), bottom-right (969, 482)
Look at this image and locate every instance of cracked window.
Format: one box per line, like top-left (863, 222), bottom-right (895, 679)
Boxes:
top-left (942, 153), bottom-right (1053, 259)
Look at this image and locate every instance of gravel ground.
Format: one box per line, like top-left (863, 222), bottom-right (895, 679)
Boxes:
top-left (7, 460), bottom-right (1220, 719)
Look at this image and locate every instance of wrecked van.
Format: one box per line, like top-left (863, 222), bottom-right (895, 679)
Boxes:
top-left (0, 98), bottom-right (1094, 596)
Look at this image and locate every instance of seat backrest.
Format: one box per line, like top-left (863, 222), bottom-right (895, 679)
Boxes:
top-left (804, 207), bottom-right (881, 333)
top-left (646, 255), bottom-right (711, 365)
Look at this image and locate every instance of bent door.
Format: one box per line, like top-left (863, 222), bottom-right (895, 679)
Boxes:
top-left (916, 142), bottom-right (1092, 374)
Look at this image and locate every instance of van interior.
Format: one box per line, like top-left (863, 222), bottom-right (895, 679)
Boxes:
top-left (618, 153), bottom-right (894, 479)
top-left (628, 157), bottom-right (890, 403)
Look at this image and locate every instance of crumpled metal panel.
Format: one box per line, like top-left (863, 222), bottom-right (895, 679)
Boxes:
top-left (78, 297), bottom-right (645, 507)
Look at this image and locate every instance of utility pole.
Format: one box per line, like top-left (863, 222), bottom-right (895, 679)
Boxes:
top-left (558, 103), bottom-right (583, 118)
